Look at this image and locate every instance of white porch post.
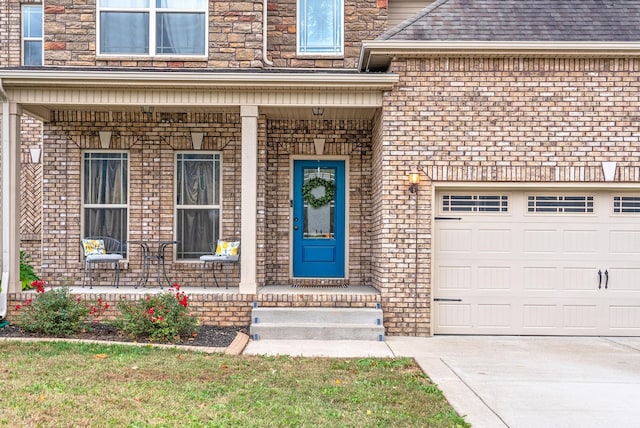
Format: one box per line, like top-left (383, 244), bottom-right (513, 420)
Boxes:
top-left (239, 105), bottom-right (258, 293)
top-left (1, 102), bottom-right (21, 295)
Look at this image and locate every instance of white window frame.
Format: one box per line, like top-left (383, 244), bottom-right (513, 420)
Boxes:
top-left (22, 4), bottom-right (43, 66)
top-left (81, 151), bottom-right (130, 257)
top-left (174, 151), bottom-right (223, 261)
top-left (96, 0), bottom-right (208, 58)
top-left (297, 0), bottom-right (344, 56)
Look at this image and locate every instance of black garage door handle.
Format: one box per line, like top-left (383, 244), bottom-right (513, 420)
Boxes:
top-left (598, 269), bottom-right (602, 289)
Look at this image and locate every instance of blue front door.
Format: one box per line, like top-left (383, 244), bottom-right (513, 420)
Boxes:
top-left (293, 160), bottom-right (345, 278)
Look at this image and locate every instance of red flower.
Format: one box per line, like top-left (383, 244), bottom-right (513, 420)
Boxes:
top-left (25, 299), bottom-right (32, 306)
top-left (31, 279), bottom-right (47, 293)
top-left (146, 307), bottom-right (155, 315)
top-left (14, 304), bottom-right (21, 311)
top-left (172, 283), bottom-right (181, 291)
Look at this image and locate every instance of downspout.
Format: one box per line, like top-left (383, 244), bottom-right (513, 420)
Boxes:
top-left (263, 0), bottom-right (273, 66)
top-left (0, 78), bottom-right (9, 319)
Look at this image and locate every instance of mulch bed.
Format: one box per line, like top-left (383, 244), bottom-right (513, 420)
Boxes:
top-left (0, 323), bottom-right (248, 348)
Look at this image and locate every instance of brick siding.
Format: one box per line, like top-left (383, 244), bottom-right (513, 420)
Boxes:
top-left (376, 56), bottom-right (640, 335)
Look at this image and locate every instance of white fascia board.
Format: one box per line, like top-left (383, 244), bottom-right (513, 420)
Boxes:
top-left (0, 69), bottom-right (399, 90)
top-left (359, 40), bottom-right (640, 71)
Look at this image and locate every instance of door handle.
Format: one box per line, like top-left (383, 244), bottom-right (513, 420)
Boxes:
top-left (605, 270), bottom-right (609, 289)
top-left (598, 270), bottom-right (602, 289)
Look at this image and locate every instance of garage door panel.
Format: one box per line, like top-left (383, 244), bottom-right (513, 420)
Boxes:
top-left (523, 267), bottom-right (557, 290)
top-left (476, 304), bottom-right (512, 328)
top-left (437, 266), bottom-right (472, 290)
top-left (435, 303), bottom-right (472, 330)
top-left (434, 189), bottom-right (640, 336)
top-left (563, 230), bottom-right (598, 254)
top-left (522, 305), bottom-right (559, 329)
top-left (609, 230), bottom-right (640, 254)
top-left (478, 229), bottom-right (512, 252)
top-left (608, 305), bottom-right (640, 330)
top-left (523, 229), bottom-right (560, 253)
top-left (563, 305), bottom-right (599, 329)
top-left (438, 228), bottom-right (472, 252)
top-left (477, 266), bottom-right (512, 290)
top-left (562, 267), bottom-right (598, 291)
top-left (605, 268), bottom-right (640, 292)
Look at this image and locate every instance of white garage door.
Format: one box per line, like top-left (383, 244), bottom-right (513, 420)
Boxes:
top-left (433, 190), bottom-right (640, 336)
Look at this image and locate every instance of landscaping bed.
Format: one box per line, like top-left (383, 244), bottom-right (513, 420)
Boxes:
top-left (0, 322), bottom-right (247, 348)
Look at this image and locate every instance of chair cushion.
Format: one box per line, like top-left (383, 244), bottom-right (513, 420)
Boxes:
top-left (82, 239), bottom-right (106, 257)
top-left (86, 254), bottom-right (123, 263)
top-left (215, 240), bottom-right (240, 257)
top-left (200, 254), bottom-right (240, 262)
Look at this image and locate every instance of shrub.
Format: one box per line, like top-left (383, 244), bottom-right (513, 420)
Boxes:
top-left (16, 282), bottom-right (94, 337)
top-left (20, 250), bottom-right (39, 291)
top-left (113, 284), bottom-right (198, 343)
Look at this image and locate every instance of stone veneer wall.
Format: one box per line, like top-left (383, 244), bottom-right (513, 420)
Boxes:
top-left (378, 56), bottom-right (640, 336)
top-left (40, 111), bottom-right (243, 286)
top-left (40, 0), bottom-right (387, 69)
top-left (265, 119), bottom-right (373, 286)
top-left (266, 0), bottom-right (388, 69)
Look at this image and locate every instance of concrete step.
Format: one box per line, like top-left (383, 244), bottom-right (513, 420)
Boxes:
top-left (250, 306), bottom-right (384, 341)
top-left (251, 307), bottom-right (383, 325)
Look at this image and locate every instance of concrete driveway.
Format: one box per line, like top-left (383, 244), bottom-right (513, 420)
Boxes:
top-left (386, 336), bottom-right (640, 428)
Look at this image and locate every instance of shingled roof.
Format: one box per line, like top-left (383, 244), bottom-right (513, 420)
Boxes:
top-left (381, 0), bottom-right (640, 41)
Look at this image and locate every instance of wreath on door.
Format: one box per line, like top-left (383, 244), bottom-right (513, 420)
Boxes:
top-left (302, 177), bottom-right (336, 208)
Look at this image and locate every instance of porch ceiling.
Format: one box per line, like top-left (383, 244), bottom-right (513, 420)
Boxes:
top-left (0, 69), bottom-right (398, 122)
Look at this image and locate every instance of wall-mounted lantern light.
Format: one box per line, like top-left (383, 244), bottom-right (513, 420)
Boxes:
top-left (408, 167), bottom-right (420, 193)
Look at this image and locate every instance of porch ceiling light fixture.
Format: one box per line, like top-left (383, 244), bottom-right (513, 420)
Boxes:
top-left (311, 106), bottom-right (324, 116)
top-left (408, 167), bottom-right (420, 193)
top-left (141, 105), bottom-right (154, 114)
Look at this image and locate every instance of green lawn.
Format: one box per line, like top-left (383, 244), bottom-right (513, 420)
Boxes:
top-left (0, 341), bottom-right (469, 427)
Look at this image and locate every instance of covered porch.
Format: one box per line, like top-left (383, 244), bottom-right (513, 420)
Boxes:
top-left (0, 68), bottom-right (397, 322)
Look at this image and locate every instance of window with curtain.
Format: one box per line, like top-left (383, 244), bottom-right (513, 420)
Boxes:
top-left (297, 0), bottom-right (343, 55)
top-left (176, 153), bottom-right (221, 260)
top-left (98, 0), bottom-right (207, 56)
top-left (22, 4), bottom-right (43, 65)
top-left (83, 152), bottom-right (129, 255)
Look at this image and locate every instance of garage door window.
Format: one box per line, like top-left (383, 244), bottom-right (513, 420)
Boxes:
top-left (613, 196), bottom-right (640, 213)
top-left (527, 195), bottom-right (594, 213)
top-left (442, 195), bottom-right (508, 213)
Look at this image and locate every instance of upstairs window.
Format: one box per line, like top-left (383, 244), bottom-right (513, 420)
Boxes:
top-left (22, 4), bottom-right (43, 66)
top-left (297, 0), bottom-right (343, 56)
top-left (98, 0), bottom-right (207, 56)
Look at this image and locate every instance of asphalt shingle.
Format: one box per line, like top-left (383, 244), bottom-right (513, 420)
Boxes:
top-left (381, 0), bottom-right (640, 42)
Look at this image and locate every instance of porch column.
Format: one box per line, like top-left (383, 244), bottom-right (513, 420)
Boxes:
top-left (239, 105), bottom-right (258, 293)
top-left (1, 101), bottom-right (21, 294)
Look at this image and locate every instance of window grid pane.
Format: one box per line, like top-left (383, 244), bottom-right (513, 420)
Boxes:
top-left (442, 195), bottom-right (508, 213)
top-left (527, 195), bottom-right (594, 213)
top-left (613, 196), bottom-right (640, 213)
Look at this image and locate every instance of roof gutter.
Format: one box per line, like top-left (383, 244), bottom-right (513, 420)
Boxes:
top-left (359, 40), bottom-right (640, 72)
top-left (0, 69), bottom-right (398, 89)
